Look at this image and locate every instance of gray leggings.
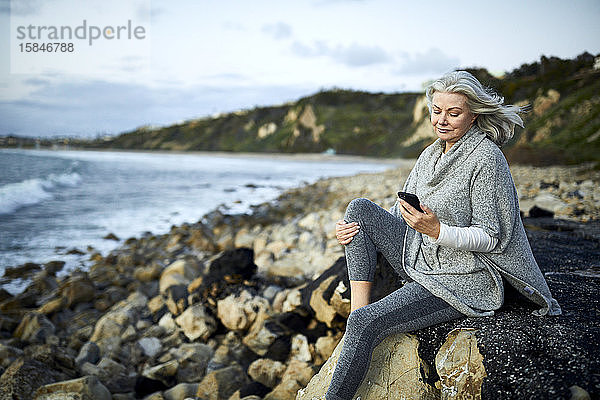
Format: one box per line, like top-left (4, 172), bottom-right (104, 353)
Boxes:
top-left (325, 198), bottom-right (465, 400)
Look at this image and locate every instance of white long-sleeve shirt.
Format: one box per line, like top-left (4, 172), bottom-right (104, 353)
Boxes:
top-left (426, 222), bottom-right (498, 252)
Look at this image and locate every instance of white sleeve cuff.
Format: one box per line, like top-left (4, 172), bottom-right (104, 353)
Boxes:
top-left (429, 222), bottom-right (498, 252)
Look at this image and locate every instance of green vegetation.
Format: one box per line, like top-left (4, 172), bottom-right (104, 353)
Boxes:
top-left (3, 52), bottom-right (599, 165)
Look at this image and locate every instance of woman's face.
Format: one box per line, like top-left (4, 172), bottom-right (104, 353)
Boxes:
top-left (430, 91), bottom-right (477, 152)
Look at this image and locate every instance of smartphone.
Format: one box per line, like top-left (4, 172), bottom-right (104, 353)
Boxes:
top-left (397, 191), bottom-right (424, 213)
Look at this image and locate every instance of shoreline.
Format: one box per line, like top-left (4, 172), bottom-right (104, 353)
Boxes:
top-left (0, 146), bottom-right (414, 167)
top-left (2, 160), bottom-right (599, 294)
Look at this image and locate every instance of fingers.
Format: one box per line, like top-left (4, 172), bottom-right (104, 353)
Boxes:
top-left (335, 220), bottom-right (360, 245)
top-left (400, 202), bottom-right (439, 237)
top-left (399, 199), bottom-right (418, 215)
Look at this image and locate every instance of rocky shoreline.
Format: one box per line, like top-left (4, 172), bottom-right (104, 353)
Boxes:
top-left (0, 162), bottom-right (599, 400)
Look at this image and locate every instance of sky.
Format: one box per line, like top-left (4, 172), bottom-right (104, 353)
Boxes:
top-left (0, 0), bottom-right (599, 139)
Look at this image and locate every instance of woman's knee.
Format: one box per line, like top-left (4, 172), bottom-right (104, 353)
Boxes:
top-left (345, 304), bottom-right (371, 334)
top-left (345, 197), bottom-right (374, 221)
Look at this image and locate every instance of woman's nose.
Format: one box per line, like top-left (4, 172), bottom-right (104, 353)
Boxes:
top-left (438, 113), bottom-right (448, 125)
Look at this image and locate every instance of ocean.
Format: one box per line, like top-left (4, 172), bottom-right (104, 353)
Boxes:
top-left (0, 148), bottom-right (395, 294)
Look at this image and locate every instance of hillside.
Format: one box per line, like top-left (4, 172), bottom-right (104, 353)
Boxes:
top-left (5, 52), bottom-right (600, 165)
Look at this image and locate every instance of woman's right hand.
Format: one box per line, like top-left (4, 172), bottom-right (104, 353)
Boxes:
top-left (335, 220), bottom-right (360, 245)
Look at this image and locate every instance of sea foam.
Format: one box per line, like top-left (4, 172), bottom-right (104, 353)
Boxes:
top-left (0, 171), bottom-right (82, 215)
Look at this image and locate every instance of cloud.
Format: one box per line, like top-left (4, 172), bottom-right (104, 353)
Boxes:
top-left (292, 40), bottom-right (391, 67)
top-left (312, 0), bottom-right (370, 5)
top-left (0, 0), bottom-right (45, 15)
top-left (261, 22), bottom-right (292, 40)
top-left (395, 48), bottom-right (460, 75)
top-left (23, 77), bottom-right (51, 86)
top-left (0, 78), bottom-right (315, 138)
top-left (222, 21), bottom-right (246, 31)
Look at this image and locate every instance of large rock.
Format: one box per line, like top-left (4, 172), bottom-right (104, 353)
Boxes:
top-left (0, 343), bottom-right (24, 369)
top-left (299, 255), bottom-right (405, 328)
top-left (138, 336), bottom-right (162, 358)
top-left (159, 258), bottom-right (201, 294)
top-left (170, 343), bottom-right (214, 383)
top-left (13, 311), bottom-right (56, 343)
top-left (174, 304), bottom-right (217, 341)
top-left (435, 328), bottom-right (486, 399)
top-left (195, 364), bottom-right (249, 400)
top-left (33, 375), bottom-right (112, 400)
top-left (142, 360), bottom-right (179, 387)
top-left (242, 311), bottom-right (286, 357)
top-left (59, 274), bottom-right (96, 308)
top-left (207, 331), bottom-right (258, 373)
top-left (217, 290), bottom-right (270, 331)
top-left (23, 344), bottom-right (77, 378)
top-left (164, 382), bottom-right (200, 400)
top-left (248, 358), bottom-right (286, 388)
top-left (297, 332), bottom-right (439, 400)
top-left (95, 357), bottom-right (137, 393)
top-left (76, 341), bottom-right (100, 367)
top-left (0, 358), bottom-right (68, 400)
top-left (90, 292), bottom-right (148, 343)
top-left (204, 248), bottom-right (257, 287)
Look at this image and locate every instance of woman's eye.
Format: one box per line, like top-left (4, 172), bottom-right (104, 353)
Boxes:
top-left (450, 113), bottom-right (459, 117)
top-left (433, 110), bottom-right (441, 114)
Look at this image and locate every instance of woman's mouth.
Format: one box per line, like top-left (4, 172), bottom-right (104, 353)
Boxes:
top-left (437, 127), bottom-right (451, 134)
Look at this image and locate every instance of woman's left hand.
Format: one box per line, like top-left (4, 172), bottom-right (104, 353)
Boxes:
top-left (399, 200), bottom-right (441, 239)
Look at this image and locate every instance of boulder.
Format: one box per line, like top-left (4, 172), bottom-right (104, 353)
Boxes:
top-left (138, 336), bottom-right (162, 358)
top-left (95, 357), bottom-right (137, 393)
top-left (297, 332), bottom-right (439, 400)
top-left (205, 248), bottom-right (257, 287)
top-left (158, 312), bottom-right (178, 333)
top-left (0, 343), bottom-right (24, 369)
top-left (170, 343), bottom-right (214, 383)
top-left (164, 284), bottom-right (189, 316)
top-left (90, 292), bottom-right (148, 343)
top-left (37, 297), bottom-right (66, 315)
top-left (289, 334), bottom-right (312, 362)
top-left (217, 290), bottom-right (270, 331)
top-left (435, 328), bottom-right (486, 399)
top-left (60, 274), bottom-right (96, 308)
top-left (281, 359), bottom-right (315, 387)
top-left (24, 344), bottom-right (77, 377)
top-left (164, 382), bottom-right (200, 400)
top-left (0, 358), bottom-right (68, 400)
top-left (299, 255), bottom-right (404, 328)
top-left (207, 331), bottom-right (258, 373)
top-left (134, 263), bottom-right (163, 282)
top-left (195, 364), bottom-right (249, 400)
top-left (175, 304), bottom-right (217, 341)
top-left (75, 341), bottom-right (100, 367)
top-left (142, 360), bottom-right (179, 387)
top-left (248, 358), bottom-right (286, 388)
top-left (313, 332), bottom-right (343, 366)
top-left (33, 375), bottom-right (112, 400)
top-left (159, 259), bottom-right (201, 294)
top-left (13, 311), bottom-right (56, 343)
top-left (265, 379), bottom-right (303, 400)
top-left (242, 312), bottom-right (285, 356)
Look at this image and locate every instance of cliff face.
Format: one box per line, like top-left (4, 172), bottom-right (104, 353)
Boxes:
top-left (60, 53), bottom-right (600, 164)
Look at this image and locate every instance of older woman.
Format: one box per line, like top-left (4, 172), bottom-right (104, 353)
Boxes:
top-left (326, 71), bottom-right (562, 400)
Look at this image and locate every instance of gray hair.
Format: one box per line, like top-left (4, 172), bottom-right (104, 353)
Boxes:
top-left (425, 70), bottom-right (526, 147)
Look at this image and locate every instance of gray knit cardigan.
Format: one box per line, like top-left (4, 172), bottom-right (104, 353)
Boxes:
top-left (389, 125), bottom-right (562, 318)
